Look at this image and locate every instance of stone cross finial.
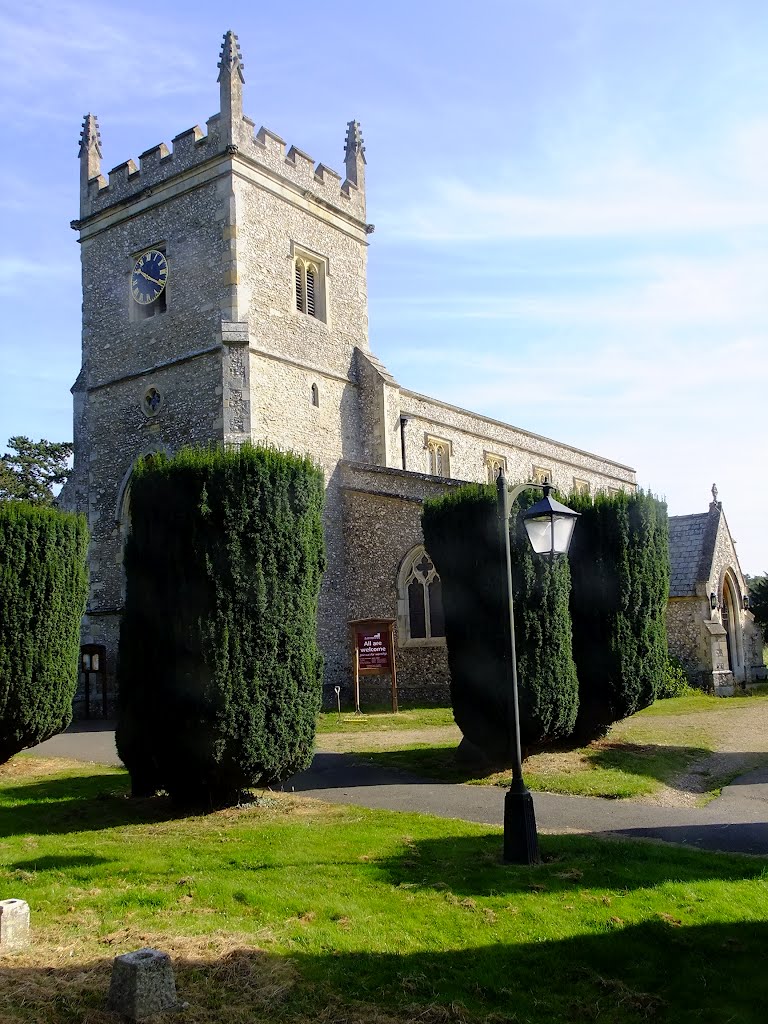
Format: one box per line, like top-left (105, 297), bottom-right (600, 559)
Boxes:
top-left (218, 30), bottom-right (245, 149)
top-left (78, 113), bottom-right (102, 161)
top-left (344, 120), bottom-right (366, 195)
top-left (712, 483), bottom-right (718, 503)
top-left (217, 29), bottom-right (245, 84)
top-left (78, 113), bottom-right (102, 215)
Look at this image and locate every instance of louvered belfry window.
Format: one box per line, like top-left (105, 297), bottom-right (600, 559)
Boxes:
top-left (295, 257), bottom-right (321, 319)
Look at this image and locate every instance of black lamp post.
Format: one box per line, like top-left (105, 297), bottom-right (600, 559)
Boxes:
top-left (496, 470), bottom-right (580, 864)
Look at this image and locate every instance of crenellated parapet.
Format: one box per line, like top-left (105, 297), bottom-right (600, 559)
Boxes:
top-left (76, 30), bottom-right (368, 227)
top-left (79, 121), bottom-right (217, 219)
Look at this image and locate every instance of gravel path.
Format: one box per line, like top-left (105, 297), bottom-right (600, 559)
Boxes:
top-left (641, 705), bottom-right (768, 807)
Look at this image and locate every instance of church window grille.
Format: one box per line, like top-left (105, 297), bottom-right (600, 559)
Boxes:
top-left (398, 547), bottom-right (446, 645)
top-left (141, 386), bottom-right (163, 417)
top-left (485, 452), bottom-right (506, 483)
top-left (426, 436), bottom-right (451, 477)
top-left (293, 250), bottom-right (327, 322)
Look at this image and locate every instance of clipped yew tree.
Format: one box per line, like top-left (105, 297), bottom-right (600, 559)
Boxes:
top-left (568, 489), bottom-right (669, 739)
top-left (0, 502), bottom-right (88, 763)
top-left (116, 444), bottom-right (325, 805)
top-left (422, 484), bottom-right (578, 763)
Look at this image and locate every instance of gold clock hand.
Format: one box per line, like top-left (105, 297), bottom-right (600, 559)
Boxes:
top-left (136, 268), bottom-right (163, 286)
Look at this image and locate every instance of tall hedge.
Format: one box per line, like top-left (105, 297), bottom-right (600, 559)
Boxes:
top-left (116, 444), bottom-right (326, 805)
top-left (422, 484), bottom-right (578, 762)
top-left (0, 501), bottom-right (88, 763)
top-left (568, 489), bottom-right (669, 738)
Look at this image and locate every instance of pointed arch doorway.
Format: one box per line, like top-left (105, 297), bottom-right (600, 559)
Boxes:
top-left (720, 572), bottom-right (743, 680)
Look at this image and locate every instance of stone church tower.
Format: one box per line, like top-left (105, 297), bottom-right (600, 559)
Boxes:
top-left (65, 30), bottom-right (638, 713)
top-left (66, 32), bottom-right (373, 699)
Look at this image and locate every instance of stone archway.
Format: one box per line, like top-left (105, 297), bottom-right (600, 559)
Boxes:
top-left (720, 571), bottom-right (744, 681)
top-left (114, 449), bottom-right (169, 600)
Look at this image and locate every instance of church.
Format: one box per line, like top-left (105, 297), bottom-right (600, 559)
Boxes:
top-left (63, 30), bottom-right (654, 713)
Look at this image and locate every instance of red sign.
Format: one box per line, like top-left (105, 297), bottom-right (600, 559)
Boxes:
top-left (356, 629), bottom-right (391, 671)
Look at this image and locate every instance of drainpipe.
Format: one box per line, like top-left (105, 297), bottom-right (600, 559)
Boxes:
top-left (400, 416), bottom-right (409, 471)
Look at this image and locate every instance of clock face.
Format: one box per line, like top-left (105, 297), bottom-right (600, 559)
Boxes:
top-left (131, 249), bottom-right (168, 305)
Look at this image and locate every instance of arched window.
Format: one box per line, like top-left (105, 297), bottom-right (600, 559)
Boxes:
top-left (397, 546), bottom-right (446, 645)
top-left (426, 436), bottom-right (451, 477)
top-left (484, 452), bottom-right (505, 484)
top-left (311, 382), bottom-right (319, 407)
top-left (294, 256), bottom-right (325, 320)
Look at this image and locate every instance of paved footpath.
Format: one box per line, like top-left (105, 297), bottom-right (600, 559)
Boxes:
top-left (30, 724), bottom-right (768, 857)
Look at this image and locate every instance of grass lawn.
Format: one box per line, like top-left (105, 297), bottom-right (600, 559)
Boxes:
top-left (326, 691), bottom-right (768, 801)
top-left (2, 757), bottom-right (768, 1024)
top-left (316, 706), bottom-right (455, 734)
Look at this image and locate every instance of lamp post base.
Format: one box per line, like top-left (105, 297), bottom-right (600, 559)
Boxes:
top-left (503, 780), bottom-right (540, 865)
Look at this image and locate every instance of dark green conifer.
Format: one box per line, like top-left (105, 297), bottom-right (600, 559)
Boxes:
top-left (568, 490), bottom-right (669, 738)
top-left (0, 502), bottom-right (88, 763)
top-left (422, 484), bottom-right (578, 761)
top-left (116, 444), bottom-right (325, 805)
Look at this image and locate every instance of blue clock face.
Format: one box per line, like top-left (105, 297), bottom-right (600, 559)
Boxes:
top-left (131, 249), bottom-right (168, 305)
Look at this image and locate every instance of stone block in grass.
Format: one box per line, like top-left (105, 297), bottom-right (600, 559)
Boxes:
top-left (107, 948), bottom-right (178, 1020)
top-left (0, 898), bottom-right (30, 953)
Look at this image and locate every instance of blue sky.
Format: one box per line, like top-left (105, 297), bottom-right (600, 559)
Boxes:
top-left (2, 1), bottom-right (768, 572)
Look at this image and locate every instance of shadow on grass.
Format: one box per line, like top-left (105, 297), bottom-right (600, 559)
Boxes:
top-left (7, 854), bottom-right (113, 873)
top-left (2, 921), bottom-right (768, 1024)
top-left (586, 741), bottom-right (712, 783)
top-left (379, 831), bottom-right (768, 897)
top-left (348, 742), bottom-right (768, 797)
top-left (0, 774), bottom-right (184, 839)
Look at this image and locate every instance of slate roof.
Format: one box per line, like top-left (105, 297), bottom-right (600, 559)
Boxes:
top-left (668, 506), bottom-right (720, 597)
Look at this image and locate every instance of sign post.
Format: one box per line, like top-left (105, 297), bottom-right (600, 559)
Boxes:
top-left (349, 618), bottom-right (398, 714)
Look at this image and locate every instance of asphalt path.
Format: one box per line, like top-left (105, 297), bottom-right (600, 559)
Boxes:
top-left (28, 723), bottom-right (768, 857)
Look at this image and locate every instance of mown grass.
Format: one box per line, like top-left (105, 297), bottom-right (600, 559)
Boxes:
top-left (636, 687), bottom-right (768, 717)
top-left (316, 706), bottom-right (455, 734)
top-left (2, 757), bottom-right (768, 1024)
top-left (338, 692), bottom-right (768, 800)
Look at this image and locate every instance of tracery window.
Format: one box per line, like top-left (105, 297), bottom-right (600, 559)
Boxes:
top-left (485, 452), bottom-right (506, 484)
top-left (426, 436), bottom-right (451, 477)
top-left (532, 466), bottom-right (552, 486)
top-left (573, 478), bottom-right (590, 496)
top-left (398, 547), bottom-right (446, 644)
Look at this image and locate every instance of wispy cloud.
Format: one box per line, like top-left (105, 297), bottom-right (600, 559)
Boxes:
top-left (0, 256), bottom-right (76, 297)
top-left (0, 2), bottom-right (203, 122)
top-left (383, 174), bottom-right (768, 242)
top-left (376, 249), bottom-right (768, 336)
top-left (380, 121), bottom-right (768, 242)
